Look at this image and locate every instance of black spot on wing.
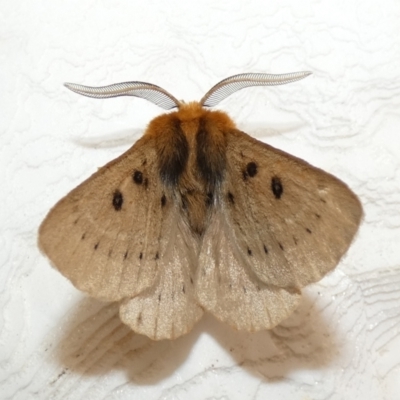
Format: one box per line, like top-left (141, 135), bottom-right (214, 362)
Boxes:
top-left (133, 170), bottom-right (143, 184)
top-left (139, 252), bottom-right (143, 260)
top-left (247, 248), bottom-right (252, 256)
top-left (271, 177), bottom-right (283, 199)
top-left (161, 194), bottom-right (166, 207)
top-left (112, 190), bottom-right (123, 210)
top-left (306, 228), bottom-right (312, 234)
top-left (263, 244), bottom-right (268, 254)
top-left (94, 242), bottom-right (99, 250)
top-left (227, 192), bottom-right (235, 204)
top-left (246, 162), bottom-right (257, 177)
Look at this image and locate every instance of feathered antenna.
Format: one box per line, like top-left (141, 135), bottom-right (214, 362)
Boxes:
top-left (64, 81), bottom-right (181, 110)
top-left (65, 71), bottom-right (311, 110)
top-left (200, 71), bottom-right (312, 107)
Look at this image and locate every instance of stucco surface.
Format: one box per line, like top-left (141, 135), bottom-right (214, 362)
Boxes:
top-left (1, 1), bottom-right (400, 399)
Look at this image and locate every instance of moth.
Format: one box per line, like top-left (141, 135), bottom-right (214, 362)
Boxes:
top-left (39, 72), bottom-right (362, 340)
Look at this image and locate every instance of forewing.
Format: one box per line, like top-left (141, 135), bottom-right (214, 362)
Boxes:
top-left (39, 136), bottom-right (192, 299)
top-left (220, 129), bottom-right (362, 288)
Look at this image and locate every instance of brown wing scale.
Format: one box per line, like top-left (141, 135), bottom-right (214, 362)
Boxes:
top-left (39, 135), bottom-right (203, 339)
top-left (220, 129), bottom-right (362, 289)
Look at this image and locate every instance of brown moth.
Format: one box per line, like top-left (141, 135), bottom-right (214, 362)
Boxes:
top-left (38, 72), bottom-right (362, 340)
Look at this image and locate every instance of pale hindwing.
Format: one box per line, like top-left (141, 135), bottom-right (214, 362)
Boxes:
top-left (38, 135), bottom-right (198, 306)
top-left (195, 212), bottom-right (301, 331)
top-left (220, 129), bottom-right (363, 288)
top-left (119, 215), bottom-right (203, 340)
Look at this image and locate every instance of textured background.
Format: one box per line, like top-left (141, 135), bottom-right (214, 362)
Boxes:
top-left (1, 0), bottom-right (400, 399)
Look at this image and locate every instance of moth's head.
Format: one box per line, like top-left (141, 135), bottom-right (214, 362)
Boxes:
top-left (64, 71), bottom-right (311, 130)
top-left (177, 101), bottom-right (235, 126)
top-left (145, 101), bottom-right (237, 138)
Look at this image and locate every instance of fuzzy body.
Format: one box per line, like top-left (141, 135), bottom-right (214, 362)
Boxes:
top-left (146, 102), bottom-right (235, 235)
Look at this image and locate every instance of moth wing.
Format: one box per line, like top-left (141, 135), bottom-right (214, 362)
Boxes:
top-left (196, 212), bottom-right (301, 331)
top-left (119, 211), bottom-right (204, 340)
top-left (223, 129), bottom-right (362, 288)
top-left (119, 224), bottom-right (203, 340)
top-left (39, 135), bottom-right (203, 339)
top-left (196, 129), bottom-right (361, 331)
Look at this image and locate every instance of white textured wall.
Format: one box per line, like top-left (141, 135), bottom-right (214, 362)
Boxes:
top-left (1, 0), bottom-right (400, 399)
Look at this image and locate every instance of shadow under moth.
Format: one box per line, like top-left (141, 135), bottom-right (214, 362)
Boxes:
top-left (39, 72), bottom-right (362, 340)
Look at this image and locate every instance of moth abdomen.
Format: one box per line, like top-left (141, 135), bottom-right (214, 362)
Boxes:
top-left (179, 188), bottom-right (211, 236)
